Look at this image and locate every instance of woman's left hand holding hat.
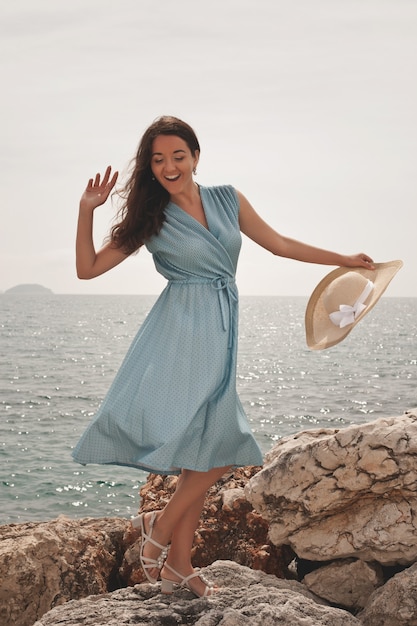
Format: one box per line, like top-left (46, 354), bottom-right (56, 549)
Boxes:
top-left (342, 253), bottom-right (375, 270)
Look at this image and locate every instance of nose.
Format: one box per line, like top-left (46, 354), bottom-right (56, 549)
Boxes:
top-left (163, 158), bottom-right (177, 174)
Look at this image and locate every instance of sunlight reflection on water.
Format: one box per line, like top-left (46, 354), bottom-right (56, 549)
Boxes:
top-left (1, 294), bottom-right (416, 522)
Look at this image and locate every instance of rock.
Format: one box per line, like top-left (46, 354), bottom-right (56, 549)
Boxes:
top-left (246, 410), bottom-right (417, 565)
top-left (358, 561), bottom-right (417, 626)
top-left (0, 516), bottom-right (129, 626)
top-left (121, 467), bottom-right (293, 585)
top-left (303, 558), bottom-right (384, 611)
top-left (7, 411), bottom-right (417, 626)
top-left (33, 561), bottom-right (361, 626)
top-left (1, 468), bottom-right (291, 626)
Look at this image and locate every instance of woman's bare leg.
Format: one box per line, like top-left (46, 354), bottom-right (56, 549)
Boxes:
top-left (160, 489), bottom-right (211, 595)
top-left (142, 466), bottom-right (229, 582)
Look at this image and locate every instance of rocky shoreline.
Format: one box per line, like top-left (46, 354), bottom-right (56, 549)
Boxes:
top-left (2, 410), bottom-right (417, 626)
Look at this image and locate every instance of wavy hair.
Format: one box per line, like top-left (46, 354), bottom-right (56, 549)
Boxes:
top-left (110, 116), bottom-right (200, 254)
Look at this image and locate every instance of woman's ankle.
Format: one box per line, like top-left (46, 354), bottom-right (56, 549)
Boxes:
top-left (149, 510), bottom-right (171, 546)
top-left (162, 561), bottom-right (193, 580)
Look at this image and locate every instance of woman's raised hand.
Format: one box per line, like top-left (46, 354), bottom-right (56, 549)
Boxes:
top-left (80, 165), bottom-right (118, 211)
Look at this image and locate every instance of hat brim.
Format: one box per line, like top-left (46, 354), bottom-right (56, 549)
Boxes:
top-left (305, 260), bottom-right (403, 350)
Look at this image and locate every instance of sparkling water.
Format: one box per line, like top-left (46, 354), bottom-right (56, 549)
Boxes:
top-left (1, 294), bottom-right (416, 524)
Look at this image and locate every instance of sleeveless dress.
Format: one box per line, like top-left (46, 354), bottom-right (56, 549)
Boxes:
top-left (72, 185), bottom-right (263, 475)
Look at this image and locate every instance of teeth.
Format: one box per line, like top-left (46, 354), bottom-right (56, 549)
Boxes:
top-left (165, 175), bottom-right (180, 181)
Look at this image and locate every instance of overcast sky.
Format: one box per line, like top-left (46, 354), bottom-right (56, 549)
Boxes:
top-left (1, 0), bottom-right (415, 296)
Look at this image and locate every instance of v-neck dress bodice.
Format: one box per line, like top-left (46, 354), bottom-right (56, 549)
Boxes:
top-left (72, 185), bottom-right (263, 474)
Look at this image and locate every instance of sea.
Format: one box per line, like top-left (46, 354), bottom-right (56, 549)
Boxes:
top-left (1, 294), bottom-right (416, 525)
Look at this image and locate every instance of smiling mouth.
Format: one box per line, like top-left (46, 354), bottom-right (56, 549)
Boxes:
top-left (164, 175), bottom-right (180, 181)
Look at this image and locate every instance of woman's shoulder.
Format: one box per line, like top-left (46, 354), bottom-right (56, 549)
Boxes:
top-left (200, 184), bottom-right (238, 205)
top-left (200, 184), bottom-right (240, 220)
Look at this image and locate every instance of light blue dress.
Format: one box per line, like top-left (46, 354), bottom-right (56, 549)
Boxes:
top-left (72, 185), bottom-right (263, 474)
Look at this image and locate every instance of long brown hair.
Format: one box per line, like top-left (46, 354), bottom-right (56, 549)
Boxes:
top-left (110, 116), bottom-right (200, 254)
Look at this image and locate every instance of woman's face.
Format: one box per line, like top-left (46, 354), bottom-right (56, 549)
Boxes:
top-left (150, 134), bottom-right (199, 195)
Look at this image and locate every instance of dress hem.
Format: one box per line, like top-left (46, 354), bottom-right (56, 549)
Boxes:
top-left (72, 456), bottom-right (263, 476)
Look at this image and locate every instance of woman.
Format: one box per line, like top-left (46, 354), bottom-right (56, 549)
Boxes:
top-left (73, 115), bottom-right (374, 597)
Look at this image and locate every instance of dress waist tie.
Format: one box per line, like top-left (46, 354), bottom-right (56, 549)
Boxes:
top-left (210, 277), bottom-right (237, 349)
top-left (168, 276), bottom-right (237, 349)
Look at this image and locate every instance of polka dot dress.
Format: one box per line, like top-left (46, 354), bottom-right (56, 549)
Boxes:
top-left (72, 186), bottom-right (263, 474)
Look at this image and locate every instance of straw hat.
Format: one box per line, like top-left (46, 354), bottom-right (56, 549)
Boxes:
top-left (305, 260), bottom-right (403, 350)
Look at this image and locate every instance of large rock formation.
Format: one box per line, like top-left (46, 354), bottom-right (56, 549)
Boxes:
top-left (32, 561), bottom-right (361, 626)
top-left (0, 468), bottom-right (290, 626)
top-left (4, 410), bottom-right (417, 626)
top-left (246, 409), bottom-right (417, 565)
top-left (245, 409), bottom-right (417, 618)
top-left (0, 517), bottom-right (128, 626)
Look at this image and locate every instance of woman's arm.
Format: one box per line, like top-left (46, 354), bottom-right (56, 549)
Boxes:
top-left (76, 166), bottom-right (128, 279)
top-left (237, 190), bottom-right (374, 269)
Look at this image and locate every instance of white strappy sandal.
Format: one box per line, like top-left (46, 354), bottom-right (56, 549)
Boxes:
top-left (160, 563), bottom-right (216, 597)
top-left (131, 511), bottom-right (170, 584)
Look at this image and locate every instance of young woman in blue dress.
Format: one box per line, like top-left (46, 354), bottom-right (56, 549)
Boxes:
top-left (75, 116), bottom-right (374, 597)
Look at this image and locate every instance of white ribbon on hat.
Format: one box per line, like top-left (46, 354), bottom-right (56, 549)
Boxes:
top-left (329, 279), bottom-right (374, 328)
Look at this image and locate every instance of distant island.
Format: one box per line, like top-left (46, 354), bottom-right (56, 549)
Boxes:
top-left (4, 284), bottom-right (53, 295)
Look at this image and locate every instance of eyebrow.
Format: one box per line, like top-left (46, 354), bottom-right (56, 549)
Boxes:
top-left (151, 149), bottom-right (187, 156)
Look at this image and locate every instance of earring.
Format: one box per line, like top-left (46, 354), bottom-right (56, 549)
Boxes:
top-left (193, 168), bottom-right (197, 175)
